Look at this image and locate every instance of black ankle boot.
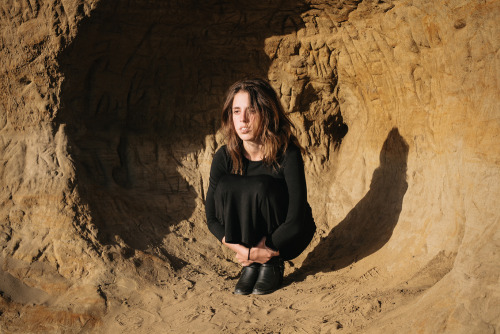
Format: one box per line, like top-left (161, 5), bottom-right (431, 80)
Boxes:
top-left (252, 257), bottom-right (284, 295)
top-left (234, 262), bottom-right (261, 295)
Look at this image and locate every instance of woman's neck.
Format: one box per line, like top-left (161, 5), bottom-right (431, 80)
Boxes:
top-left (243, 141), bottom-right (264, 161)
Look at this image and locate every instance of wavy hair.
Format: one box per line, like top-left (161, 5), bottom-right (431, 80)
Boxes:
top-left (221, 78), bottom-right (302, 174)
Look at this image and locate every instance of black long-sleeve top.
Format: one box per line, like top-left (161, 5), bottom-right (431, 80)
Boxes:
top-left (205, 144), bottom-right (316, 260)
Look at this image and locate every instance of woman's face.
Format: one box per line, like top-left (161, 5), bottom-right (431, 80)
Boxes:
top-left (232, 91), bottom-right (260, 144)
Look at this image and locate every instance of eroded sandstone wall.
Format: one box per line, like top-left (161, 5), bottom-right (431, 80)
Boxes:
top-left (307, 2), bottom-right (500, 331)
top-left (0, 0), bottom-right (108, 324)
top-left (0, 0), bottom-right (499, 332)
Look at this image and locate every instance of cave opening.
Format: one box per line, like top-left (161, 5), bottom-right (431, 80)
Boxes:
top-left (56, 0), bottom-right (309, 257)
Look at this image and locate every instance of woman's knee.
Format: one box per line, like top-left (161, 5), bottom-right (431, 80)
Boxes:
top-left (251, 178), bottom-right (272, 198)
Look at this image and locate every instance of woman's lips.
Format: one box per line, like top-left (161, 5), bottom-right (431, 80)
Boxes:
top-left (239, 127), bottom-right (250, 134)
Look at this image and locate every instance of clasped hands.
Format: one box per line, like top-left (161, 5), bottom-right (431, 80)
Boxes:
top-left (222, 236), bottom-right (279, 267)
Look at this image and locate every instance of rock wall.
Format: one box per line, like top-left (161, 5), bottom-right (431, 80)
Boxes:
top-left (0, 0), bottom-right (499, 332)
top-left (0, 1), bottom-right (107, 329)
top-left (310, 2), bottom-right (500, 331)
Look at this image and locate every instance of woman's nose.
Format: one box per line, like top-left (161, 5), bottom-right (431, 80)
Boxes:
top-left (241, 110), bottom-right (248, 122)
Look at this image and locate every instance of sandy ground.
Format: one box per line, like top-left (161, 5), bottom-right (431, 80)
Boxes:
top-left (0, 233), bottom-right (456, 333)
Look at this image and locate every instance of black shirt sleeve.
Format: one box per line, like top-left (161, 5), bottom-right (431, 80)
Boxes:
top-left (267, 145), bottom-right (316, 259)
top-left (205, 147), bottom-right (229, 242)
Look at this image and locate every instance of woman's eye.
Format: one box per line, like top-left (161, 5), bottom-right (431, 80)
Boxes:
top-left (232, 109), bottom-right (240, 114)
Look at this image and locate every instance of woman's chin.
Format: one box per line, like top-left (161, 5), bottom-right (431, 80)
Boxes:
top-left (238, 134), bottom-right (256, 142)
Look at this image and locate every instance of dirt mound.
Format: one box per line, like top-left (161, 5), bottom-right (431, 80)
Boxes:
top-left (1, 0), bottom-right (499, 332)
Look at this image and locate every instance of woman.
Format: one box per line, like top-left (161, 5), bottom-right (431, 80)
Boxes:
top-left (205, 78), bottom-right (316, 295)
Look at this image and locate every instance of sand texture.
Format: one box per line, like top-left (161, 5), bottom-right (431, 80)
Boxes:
top-left (1, 0), bottom-right (499, 332)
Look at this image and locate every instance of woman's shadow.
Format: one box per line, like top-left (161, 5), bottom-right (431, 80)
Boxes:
top-left (289, 127), bottom-right (409, 281)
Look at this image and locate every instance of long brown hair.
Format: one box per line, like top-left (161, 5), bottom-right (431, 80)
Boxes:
top-left (221, 78), bottom-right (302, 174)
